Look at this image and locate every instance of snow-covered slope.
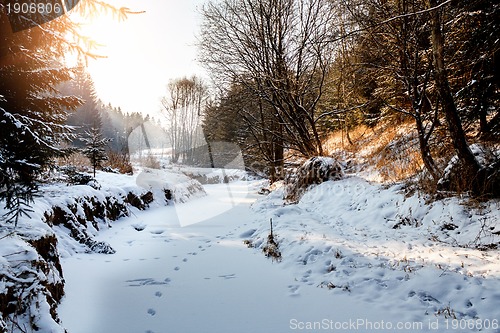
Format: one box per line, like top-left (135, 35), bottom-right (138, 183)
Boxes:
top-left (0, 169), bottom-right (207, 332)
top-left (250, 177), bottom-right (500, 327)
top-left (2, 165), bottom-right (499, 332)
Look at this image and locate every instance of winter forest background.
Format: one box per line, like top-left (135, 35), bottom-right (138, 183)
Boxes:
top-left (1, 0), bottom-right (499, 213)
top-left (0, 0), bottom-right (499, 331)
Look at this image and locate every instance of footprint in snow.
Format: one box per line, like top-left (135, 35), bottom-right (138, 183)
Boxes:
top-left (155, 291), bottom-right (162, 298)
top-left (174, 266), bottom-right (180, 271)
top-left (288, 285), bottom-right (300, 297)
top-left (132, 224), bottom-right (146, 231)
top-left (218, 274), bottom-right (236, 280)
top-left (182, 258), bottom-right (188, 262)
top-left (126, 278), bottom-right (171, 287)
top-left (147, 308), bottom-right (156, 316)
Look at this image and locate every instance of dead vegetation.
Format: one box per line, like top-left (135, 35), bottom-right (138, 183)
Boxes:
top-left (262, 219), bottom-right (282, 262)
top-left (324, 119), bottom-right (500, 199)
top-left (284, 156), bottom-right (344, 203)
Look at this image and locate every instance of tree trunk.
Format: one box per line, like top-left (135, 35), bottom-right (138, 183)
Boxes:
top-left (415, 114), bottom-right (440, 181)
top-left (427, 0), bottom-right (481, 189)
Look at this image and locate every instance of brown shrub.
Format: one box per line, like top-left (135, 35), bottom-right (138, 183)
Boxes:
top-left (106, 151), bottom-right (133, 174)
top-left (284, 157), bottom-right (344, 203)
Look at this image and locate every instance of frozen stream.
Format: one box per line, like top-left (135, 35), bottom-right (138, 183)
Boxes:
top-left (58, 181), bottom-right (404, 333)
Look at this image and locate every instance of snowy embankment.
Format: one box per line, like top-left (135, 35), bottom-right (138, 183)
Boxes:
top-left (0, 167), bottom-right (208, 332)
top-left (249, 177), bottom-right (500, 328)
top-left (2, 163), bottom-right (499, 332)
top-left (57, 168), bottom-right (500, 333)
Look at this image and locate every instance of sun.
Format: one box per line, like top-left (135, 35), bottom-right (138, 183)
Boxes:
top-left (65, 0), bottom-right (206, 115)
top-left (70, 8), bottom-right (157, 111)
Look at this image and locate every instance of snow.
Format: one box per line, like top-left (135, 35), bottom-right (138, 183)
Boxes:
top-left (1, 164), bottom-right (499, 332)
top-left (58, 182), bottom-right (394, 333)
top-left (56, 172), bottom-right (500, 333)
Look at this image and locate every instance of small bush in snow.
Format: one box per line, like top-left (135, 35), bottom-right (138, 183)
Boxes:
top-left (262, 219), bottom-right (282, 262)
top-left (61, 166), bottom-right (94, 186)
top-left (435, 305), bottom-right (457, 319)
top-left (105, 151), bottom-right (133, 175)
top-left (143, 154), bottom-right (161, 169)
top-left (284, 157), bottom-right (344, 202)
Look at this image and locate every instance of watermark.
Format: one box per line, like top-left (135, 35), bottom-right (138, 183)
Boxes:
top-left (290, 318), bottom-right (423, 331)
top-left (289, 318), bottom-right (499, 331)
top-left (4, 0), bottom-right (79, 32)
top-left (131, 121), bottom-right (250, 227)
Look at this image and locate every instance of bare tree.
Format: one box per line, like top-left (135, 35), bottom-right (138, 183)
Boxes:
top-left (426, 0), bottom-right (481, 186)
top-left (199, 0), bottom-right (339, 160)
top-left (161, 76), bottom-right (208, 164)
top-left (340, 0), bottom-right (443, 180)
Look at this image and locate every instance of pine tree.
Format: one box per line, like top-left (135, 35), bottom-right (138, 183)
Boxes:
top-left (81, 126), bottom-right (112, 178)
top-left (63, 64), bottom-right (102, 147)
top-left (0, 1), bottom-right (134, 224)
top-left (0, 11), bottom-right (82, 224)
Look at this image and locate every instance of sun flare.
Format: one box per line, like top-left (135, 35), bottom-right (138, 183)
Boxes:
top-left (66, 1), bottom-right (204, 115)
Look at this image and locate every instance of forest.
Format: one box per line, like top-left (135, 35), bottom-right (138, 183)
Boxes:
top-left (1, 0), bottom-right (499, 222)
top-left (199, 0), bottom-right (499, 197)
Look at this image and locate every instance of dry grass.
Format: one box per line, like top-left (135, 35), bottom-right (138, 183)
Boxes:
top-left (142, 154), bottom-right (161, 169)
top-left (324, 124), bottom-right (373, 155)
top-left (324, 120), bottom-right (425, 183)
top-left (105, 151), bottom-right (133, 174)
top-left (58, 150), bottom-right (134, 175)
top-left (58, 152), bottom-right (91, 172)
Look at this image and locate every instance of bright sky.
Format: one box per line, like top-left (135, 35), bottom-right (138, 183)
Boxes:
top-left (77, 0), bottom-right (207, 116)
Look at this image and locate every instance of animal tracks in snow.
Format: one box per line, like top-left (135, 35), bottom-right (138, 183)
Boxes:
top-left (126, 278), bottom-right (171, 287)
top-left (288, 284), bottom-right (300, 297)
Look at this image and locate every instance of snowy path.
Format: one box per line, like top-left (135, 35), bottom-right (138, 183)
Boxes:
top-left (58, 182), bottom-right (395, 333)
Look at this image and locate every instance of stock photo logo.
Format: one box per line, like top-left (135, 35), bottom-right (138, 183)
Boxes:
top-left (4, 0), bottom-right (79, 32)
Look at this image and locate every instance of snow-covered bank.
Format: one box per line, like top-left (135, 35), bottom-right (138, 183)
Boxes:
top-left (58, 175), bottom-right (500, 333)
top-left (249, 177), bottom-right (500, 329)
top-left (2, 165), bottom-right (499, 332)
top-left (0, 168), bottom-right (207, 332)
top-left (0, 177), bottom-right (144, 333)
top-left (58, 181), bottom-right (397, 333)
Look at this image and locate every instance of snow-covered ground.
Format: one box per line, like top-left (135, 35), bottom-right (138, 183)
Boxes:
top-left (57, 172), bottom-right (500, 333)
top-left (3, 160), bottom-right (497, 332)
